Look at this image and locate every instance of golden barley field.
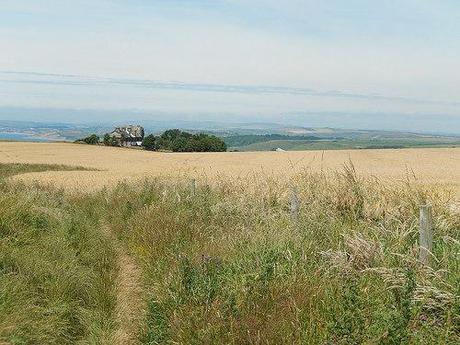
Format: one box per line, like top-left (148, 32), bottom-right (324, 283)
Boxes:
top-left (0, 142), bottom-right (459, 197)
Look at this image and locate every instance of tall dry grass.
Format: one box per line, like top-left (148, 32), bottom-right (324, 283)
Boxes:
top-left (1, 162), bottom-right (459, 344)
top-left (102, 164), bottom-right (459, 344)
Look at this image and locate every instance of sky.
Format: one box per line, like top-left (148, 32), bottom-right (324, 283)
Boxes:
top-left (0, 0), bottom-right (459, 132)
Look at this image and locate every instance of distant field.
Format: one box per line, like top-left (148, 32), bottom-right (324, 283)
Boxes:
top-left (227, 136), bottom-right (460, 151)
top-left (0, 142), bottom-right (459, 198)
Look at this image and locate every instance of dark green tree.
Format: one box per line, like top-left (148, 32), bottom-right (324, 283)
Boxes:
top-left (102, 133), bottom-right (120, 147)
top-left (103, 133), bottom-right (111, 146)
top-left (80, 134), bottom-right (100, 145)
top-left (142, 129), bottom-right (227, 152)
top-left (142, 134), bottom-right (159, 151)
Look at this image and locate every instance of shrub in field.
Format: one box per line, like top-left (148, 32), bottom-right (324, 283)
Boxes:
top-left (103, 133), bottom-right (120, 146)
top-left (77, 134), bottom-right (100, 145)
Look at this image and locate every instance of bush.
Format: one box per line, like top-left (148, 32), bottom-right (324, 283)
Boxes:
top-left (78, 134), bottom-right (100, 145)
top-left (103, 133), bottom-right (119, 147)
top-left (142, 134), bottom-right (159, 151)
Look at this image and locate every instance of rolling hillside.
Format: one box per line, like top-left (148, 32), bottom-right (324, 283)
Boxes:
top-left (224, 129), bottom-right (460, 151)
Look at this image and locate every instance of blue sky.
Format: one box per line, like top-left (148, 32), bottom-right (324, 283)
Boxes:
top-left (0, 0), bottom-right (459, 132)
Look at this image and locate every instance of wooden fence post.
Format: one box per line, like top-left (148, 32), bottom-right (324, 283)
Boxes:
top-left (290, 186), bottom-right (300, 222)
top-left (419, 204), bottom-right (433, 265)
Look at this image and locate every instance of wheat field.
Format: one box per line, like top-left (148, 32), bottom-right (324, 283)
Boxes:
top-left (0, 142), bottom-right (459, 196)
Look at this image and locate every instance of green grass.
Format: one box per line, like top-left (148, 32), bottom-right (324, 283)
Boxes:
top-left (0, 163), bottom-right (93, 180)
top-left (1, 163), bottom-right (459, 344)
top-left (103, 169), bottom-right (459, 344)
top-left (0, 164), bottom-right (117, 344)
top-left (224, 134), bottom-right (325, 147)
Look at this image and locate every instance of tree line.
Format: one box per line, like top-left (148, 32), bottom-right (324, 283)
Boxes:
top-left (142, 129), bottom-right (227, 152)
top-left (78, 129), bottom-right (227, 152)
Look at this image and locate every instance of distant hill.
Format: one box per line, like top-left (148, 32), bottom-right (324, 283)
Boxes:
top-left (223, 134), bottom-right (335, 147)
top-left (1, 120), bottom-right (460, 151)
top-left (224, 129), bottom-right (460, 151)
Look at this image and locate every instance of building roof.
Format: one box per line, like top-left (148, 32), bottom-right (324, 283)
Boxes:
top-left (111, 125), bottom-right (144, 140)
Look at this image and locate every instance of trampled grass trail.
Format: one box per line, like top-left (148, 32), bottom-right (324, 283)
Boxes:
top-left (0, 163), bottom-right (148, 344)
top-left (102, 225), bottom-right (146, 345)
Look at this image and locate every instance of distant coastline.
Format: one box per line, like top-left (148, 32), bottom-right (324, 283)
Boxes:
top-left (0, 132), bottom-right (62, 142)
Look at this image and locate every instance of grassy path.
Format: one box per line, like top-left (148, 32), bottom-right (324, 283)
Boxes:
top-left (102, 225), bottom-right (146, 345)
top-left (0, 163), bottom-right (147, 344)
top-left (0, 163), bottom-right (118, 344)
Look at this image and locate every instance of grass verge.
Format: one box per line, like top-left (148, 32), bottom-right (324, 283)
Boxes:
top-left (0, 163), bottom-right (93, 180)
top-left (0, 164), bottom-right (117, 344)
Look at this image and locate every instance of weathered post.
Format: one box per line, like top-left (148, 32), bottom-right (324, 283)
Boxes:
top-left (419, 204), bottom-right (433, 265)
top-left (290, 186), bottom-right (300, 222)
top-left (190, 178), bottom-right (197, 196)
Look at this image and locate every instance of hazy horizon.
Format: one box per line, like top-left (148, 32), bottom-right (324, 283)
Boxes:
top-left (2, 107), bottom-right (460, 136)
top-left (1, 1), bottom-right (459, 133)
